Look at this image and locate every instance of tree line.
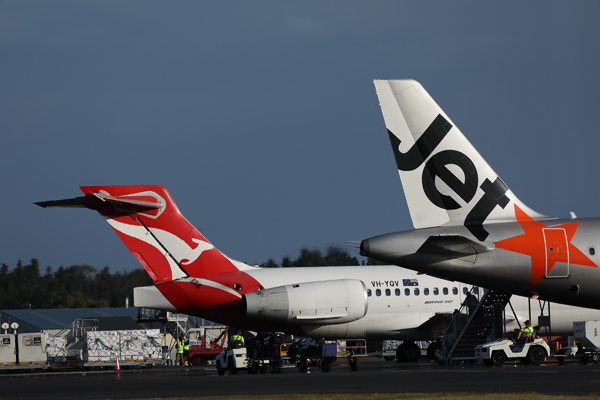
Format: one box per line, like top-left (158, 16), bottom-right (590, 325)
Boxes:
top-left (1, 247), bottom-right (384, 310)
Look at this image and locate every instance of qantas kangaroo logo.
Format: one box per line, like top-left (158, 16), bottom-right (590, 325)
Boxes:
top-left (388, 114), bottom-right (510, 241)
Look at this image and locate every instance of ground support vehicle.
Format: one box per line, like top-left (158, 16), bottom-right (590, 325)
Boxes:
top-left (215, 347), bottom-right (248, 375)
top-left (185, 326), bottom-right (228, 366)
top-left (247, 342), bottom-right (293, 374)
top-left (294, 339), bottom-right (367, 373)
top-left (573, 321), bottom-right (600, 363)
top-left (475, 338), bottom-right (550, 366)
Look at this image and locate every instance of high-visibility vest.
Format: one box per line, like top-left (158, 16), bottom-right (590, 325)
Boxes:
top-left (177, 340), bottom-right (184, 353)
top-left (183, 338), bottom-right (190, 351)
top-left (521, 326), bottom-right (534, 337)
top-left (231, 334), bottom-right (244, 344)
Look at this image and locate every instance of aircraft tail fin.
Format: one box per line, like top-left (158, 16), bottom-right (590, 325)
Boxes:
top-left (373, 79), bottom-right (549, 241)
top-left (35, 185), bottom-right (252, 284)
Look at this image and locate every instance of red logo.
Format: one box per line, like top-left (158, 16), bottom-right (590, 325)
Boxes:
top-left (494, 204), bottom-right (597, 291)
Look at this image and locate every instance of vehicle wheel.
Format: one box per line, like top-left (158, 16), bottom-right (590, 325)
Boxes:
top-left (397, 342), bottom-right (421, 363)
top-left (427, 341), bottom-right (442, 361)
top-left (216, 360), bottom-right (224, 375)
top-left (189, 354), bottom-right (205, 366)
top-left (581, 355), bottom-right (590, 364)
top-left (228, 356), bottom-right (238, 375)
top-left (320, 359), bottom-right (332, 373)
top-left (269, 360), bottom-right (282, 374)
top-left (249, 361), bottom-right (258, 374)
top-left (298, 359), bottom-right (309, 373)
top-left (491, 351), bottom-right (506, 367)
top-left (384, 356), bottom-right (395, 362)
top-left (482, 359), bottom-right (493, 367)
top-left (349, 357), bottom-right (358, 372)
top-left (592, 353), bottom-right (600, 363)
top-left (527, 346), bottom-right (546, 365)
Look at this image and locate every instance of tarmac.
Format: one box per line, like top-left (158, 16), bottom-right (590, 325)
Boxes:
top-left (1, 357), bottom-right (599, 399)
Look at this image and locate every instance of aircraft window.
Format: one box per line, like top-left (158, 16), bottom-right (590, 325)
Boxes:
top-left (376, 289), bottom-right (381, 297)
top-left (474, 287), bottom-right (479, 295)
top-left (591, 248), bottom-right (596, 256)
top-left (452, 287), bottom-right (458, 295)
top-left (395, 288), bottom-right (400, 296)
top-left (385, 288), bottom-right (391, 296)
top-left (405, 288), bottom-right (410, 296)
top-left (443, 287), bottom-right (449, 295)
top-left (424, 288), bottom-right (429, 296)
top-left (367, 289), bottom-right (372, 297)
top-left (463, 287), bottom-right (468, 295)
top-left (433, 287), bottom-right (439, 295)
top-left (414, 288), bottom-right (420, 296)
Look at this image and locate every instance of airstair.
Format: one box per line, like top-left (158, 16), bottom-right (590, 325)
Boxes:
top-left (441, 288), bottom-right (512, 364)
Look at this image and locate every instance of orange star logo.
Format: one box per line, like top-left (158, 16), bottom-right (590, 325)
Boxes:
top-left (494, 204), bottom-right (597, 291)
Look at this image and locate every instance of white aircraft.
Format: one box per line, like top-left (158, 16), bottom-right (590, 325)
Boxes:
top-left (361, 79), bottom-right (600, 309)
top-left (36, 185), bottom-right (600, 361)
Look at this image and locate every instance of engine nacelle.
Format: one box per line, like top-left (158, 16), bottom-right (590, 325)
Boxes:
top-left (242, 279), bottom-right (368, 325)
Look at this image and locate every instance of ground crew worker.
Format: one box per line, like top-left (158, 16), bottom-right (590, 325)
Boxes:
top-left (518, 320), bottom-right (534, 343)
top-left (183, 336), bottom-right (190, 366)
top-left (231, 330), bottom-right (245, 347)
top-left (176, 337), bottom-right (184, 366)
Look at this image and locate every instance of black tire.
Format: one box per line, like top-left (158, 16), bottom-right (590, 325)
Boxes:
top-left (269, 360), bottom-right (282, 374)
top-left (216, 360), bottom-right (224, 375)
top-left (321, 359), bottom-right (332, 373)
top-left (189, 354), bottom-right (205, 366)
top-left (383, 356), bottom-right (395, 362)
top-left (228, 356), bottom-right (238, 375)
top-left (592, 353), bottom-right (600, 363)
top-left (427, 342), bottom-right (442, 361)
top-left (349, 357), bottom-right (358, 371)
top-left (527, 346), bottom-right (546, 365)
top-left (397, 342), bottom-right (421, 363)
top-left (491, 350), bottom-right (506, 367)
top-left (581, 355), bottom-right (590, 364)
top-left (298, 359), bottom-right (309, 373)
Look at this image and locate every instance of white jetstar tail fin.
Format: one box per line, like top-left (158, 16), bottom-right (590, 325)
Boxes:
top-left (374, 79), bottom-right (549, 241)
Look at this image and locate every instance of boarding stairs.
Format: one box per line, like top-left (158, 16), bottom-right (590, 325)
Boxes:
top-left (442, 288), bottom-right (512, 364)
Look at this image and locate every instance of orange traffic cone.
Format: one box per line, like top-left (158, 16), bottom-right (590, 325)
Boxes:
top-left (115, 357), bottom-right (120, 371)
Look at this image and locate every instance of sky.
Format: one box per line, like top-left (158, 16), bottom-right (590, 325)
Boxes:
top-left (2, 1), bottom-right (600, 274)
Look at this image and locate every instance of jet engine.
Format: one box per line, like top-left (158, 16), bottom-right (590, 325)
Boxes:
top-left (242, 279), bottom-right (368, 325)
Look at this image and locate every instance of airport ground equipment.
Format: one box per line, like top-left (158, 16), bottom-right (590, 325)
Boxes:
top-left (215, 346), bottom-right (248, 375)
top-left (475, 338), bottom-right (549, 366)
top-left (82, 328), bottom-right (163, 369)
top-left (379, 340), bottom-right (432, 362)
top-left (0, 332), bottom-right (49, 371)
top-left (246, 333), bottom-right (293, 374)
top-left (573, 321), bottom-right (600, 363)
top-left (441, 288), bottom-right (512, 364)
top-left (294, 339), bottom-right (367, 372)
top-left (186, 326), bottom-right (229, 365)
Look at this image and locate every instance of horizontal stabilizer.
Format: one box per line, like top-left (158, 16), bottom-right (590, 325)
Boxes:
top-left (417, 235), bottom-right (494, 257)
top-left (133, 285), bottom-right (178, 312)
top-left (34, 196), bottom-right (86, 208)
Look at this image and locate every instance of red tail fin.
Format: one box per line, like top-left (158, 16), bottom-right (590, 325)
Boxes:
top-left (69, 185), bottom-right (245, 283)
